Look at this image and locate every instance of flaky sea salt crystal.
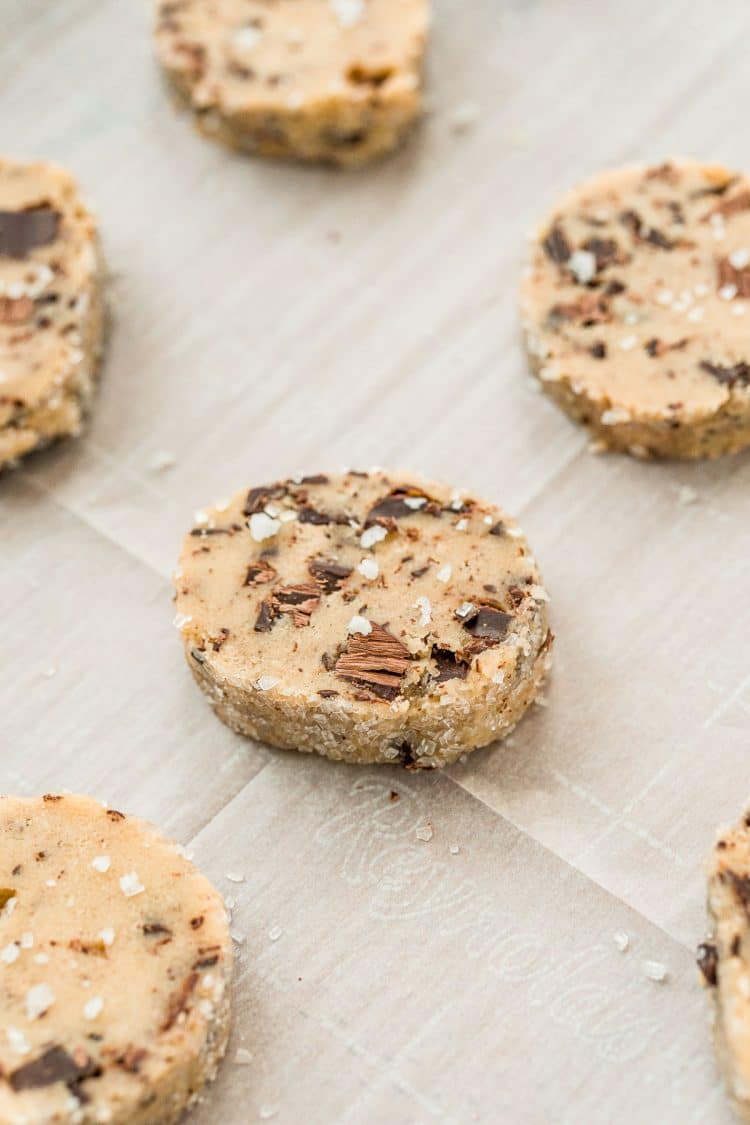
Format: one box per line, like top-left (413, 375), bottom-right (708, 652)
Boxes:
top-left (91, 855), bottom-right (111, 873)
top-left (119, 872), bottom-right (144, 898)
top-left (26, 983), bottom-right (54, 1020)
top-left (249, 512), bottom-right (281, 542)
top-left (643, 959), bottom-right (668, 982)
top-left (613, 931), bottom-right (629, 953)
top-left (415, 824), bottom-right (433, 842)
top-left (360, 524), bottom-right (387, 550)
top-left (235, 1047), bottom-right (254, 1065)
top-left (347, 615), bottom-right (372, 636)
top-left (357, 558), bottom-right (379, 580)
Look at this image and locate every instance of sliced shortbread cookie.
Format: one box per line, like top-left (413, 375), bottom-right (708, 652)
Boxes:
top-left (699, 811), bottom-right (750, 1121)
top-left (0, 794), bottom-right (231, 1124)
top-left (154, 0), bottom-right (429, 166)
top-left (0, 159), bottom-right (105, 471)
top-left (174, 470), bottom-right (552, 768)
top-left (521, 160), bottom-right (750, 459)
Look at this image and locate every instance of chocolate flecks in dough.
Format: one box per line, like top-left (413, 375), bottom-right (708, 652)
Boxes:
top-left (106, 809), bottom-right (125, 822)
top-left (190, 916), bottom-right (205, 930)
top-left (318, 689), bottom-right (339, 698)
top-left (620, 209), bottom-right (675, 250)
top-left (0, 206), bottom-right (60, 258)
top-left (697, 942), bottom-right (719, 987)
top-left (161, 972), bottom-right (199, 1032)
top-left (731, 934), bottom-right (742, 958)
top-left (245, 560), bottom-right (278, 587)
top-left (190, 525), bottom-right (242, 538)
top-left (298, 473), bottom-right (329, 485)
top-left (590, 341), bottom-right (607, 359)
top-left (581, 237), bottom-right (623, 271)
top-left (727, 872), bottom-right (750, 913)
top-left (547, 291), bottom-right (611, 328)
top-left (10, 1046), bottom-right (99, 1093)
top-left (335, 623), bottom-right (412, 701)
top-left (432, 647), bottom-right (469, 683)
top-left (542, 224), bottom-right (571, 264)
top-left (488, 521), bottom-right (506, 537)
top-left (243, 483), bottom-right (287, 516)
top-left (116, 1047), bottom-right (148, 1074)
top-left (309, 558), bottom-right (353, 594)
top-left (700, 360), bottom-right (750, 388)
top-left (460, 606), bottom-right (512, 647)
top-left (645, 337), bottom-right (688, 358)
top-left (0, 296), bottom-right (34, 325)
top-left (254, 601), bottom-right (275, 633)
top-left (143, 922), bottom-right (173, 938)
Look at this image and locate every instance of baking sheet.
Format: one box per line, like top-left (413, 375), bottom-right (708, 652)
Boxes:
top-left (3, 0), bottom-right (750, 1121)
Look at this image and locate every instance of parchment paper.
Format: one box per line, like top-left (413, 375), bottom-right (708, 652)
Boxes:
top-left (3, 0), bottom-right (750, 1120)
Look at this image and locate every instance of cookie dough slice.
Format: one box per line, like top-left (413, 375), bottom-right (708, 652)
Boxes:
top-left (174, 470), bottom-right (552, 768)
top-left (0, 794), bottom-right (231, 1124)
top-left (154, 0), bottom-right (429, 166)
top-left (0, 158), bottom-right (105, 471)
top-left (521, 159), bottom-right (750, 458)
top-left (698, 811), bottom-right (750, 1121)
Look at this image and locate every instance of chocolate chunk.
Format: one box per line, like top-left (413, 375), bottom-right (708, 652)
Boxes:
top-left (0, 888), bottom-right (16, 909)
top-left (0, 206), bottom-right (59, 258)
top-left (335, 623), bottom-right (412, 701)
top-left (699, 360), bottom-right (750, 388)
top-left (696, 942), bottom-right (718, 987)
top-left (243, 483), bottom-right (287, 516)
top-left (297, 507), bottom-right (349, 526)
top-left (365, 488), bottom-right (437, 525)
top-left (542, 223), bottom-right (571, 264)
top-left (582, 237), bottom-right (622, 270)
top-left (309, 558), bottom-right (353, 593)
top-left (254, 600), bottom-right (275, 633)
top-left (10, 1046), bottom-right (98, 1092)
top-left (460, 606), bottom-right (512, 647)
top-left (432, 647), bottom-right (469, 683)
top-left (244, 560), bottom-right (278, 587)
top-left (488, 521), bottom-right (506, 537)
top-left (718, 255), bottom-right (750, 298)
top-left (706, 190), bottom-right (750, 221)
top-left (620, 209), bottom-right (674, 249)
top-left (298, 474), bottom-right (329, 484)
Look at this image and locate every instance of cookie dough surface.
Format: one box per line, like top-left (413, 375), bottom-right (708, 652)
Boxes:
top-left (0, 795), bottom-right (231, 1125)
top-left (0, 159), bottom-right (105, 472)
top-left (154, 0), bottom-right (429, 166)
top-left (174, 470), bottom-right (552, 768)
top-left (521, 160), bottom-right (750, 458)
top-left (699, 812), bottom-right (750, 1122)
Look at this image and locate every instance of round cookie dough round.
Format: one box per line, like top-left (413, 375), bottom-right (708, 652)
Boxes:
top-left (0, 794), bottom-right (231, 1125)
top-left (0, 158), bottom-right (105, 471)
top-left (174, 470), bottom-right (552, 768)
top-left (521, 160), bottom-right (750, 459)
top-left (154, 0), bottom-right (429, 167)
top-left (699, 811), bottom-right (750, 1123)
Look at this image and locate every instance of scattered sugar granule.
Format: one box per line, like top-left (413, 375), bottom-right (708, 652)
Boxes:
top-left (643, 960), bottom-right (668, 983)
top-left (249, 512), bottom-right (281, 542)
top-left (225, 872), bottom-right (245, 884)
top-left (619, 335), bottom-right (637, 351)
top-left (568, 249), bottom-right (597, 285)
top-left (269, 926), bottom-right (283, 942)
top-left (6, 1026), bottom-right (30, 1055)
top-left (436, 564), bottom-right (452, 583)
top-left (449, 845), bottom-right (460, 855)
top-left (148, 450), bottom-right (175, 472)
top-left (330, 0), bottom-right (364, 27)
top-left (416, 823), bottom-right (433, 842)
top-left (1, 944), bottom-right (19, 964)
top-left (360, 524), bottom-right (387, 550)
top-left (678, 485), bottom-right (698, 506)
top-left (415, 596), bottom-right (432, 627)
top-left (357, 558), bottom-right (379, 581)
top-left (613, 931), bottom-right (630, 953)
top-left (235, 1047), bottom-right (254, 1065)
top-left (26, 983), bottom-right (55, 1020)
top-left (173, 613), bottom-right (192, 630)
top-left (119, 872), bottom-right (145, 898)
top-left (232, 25), bottom-right (263, 51)
top-left (91, 855), bottom-right (111, 873)
top-left (84, 996), bottom-right (104, 1020)
top-left (20, 933), bottom-right (33, 950)
top-left (256, 676), bottom-right (279, 691)
top-left (99, 928), bottom-right (116, 947)
top-left (448, 101), bottom-right (480, 133)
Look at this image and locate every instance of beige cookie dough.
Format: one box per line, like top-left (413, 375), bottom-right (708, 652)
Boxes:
top-left (154, 0), bottom-right (429, 166)
top-left (174, 470), bottom-right (552, 768)
top-left (0, 159), bottom-right (105, 472)
top-left (698, 810), bottom-right (750, 1122)
top-left (521, 160), bottom-right (750, 459)
top-left (0, 794), bottom-right (231, 1125)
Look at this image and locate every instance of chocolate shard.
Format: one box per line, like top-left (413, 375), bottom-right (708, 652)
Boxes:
top-left (0, 206), bottom-right (60, 258)
top-left (243, 482), bottom-right (287, 516)
top-left (706, 190), bottom-right (750, 221)
top-left (297, 506), bottom-right (349, 526)
top-left (254, 600), bottom-right (275, 633)
top-left (365, 488), bottom-right (437, 526)
top-left (488, 521), bottom-right (506, 537)
top-left (10, 1046), bottom-right (98, 1092)
top-left (432, 647), bottom-right (469, 683)
top-left (0, 888), bottom-right (16, 909)
top-left (696, 942), bottom-right (718, 987)
top-left (161, 971), bottom-right (199, 1032)
top-left (335, 623), bottom-right (412, 701)
top-left (273, 583), bottom-right (321, 627)
top-left (542, 223), bottom-right (571, 264)
top-left (298, 473), bottom-right (329, 485)
top-left (699, 360), bottom-right (750, 388)
top-left (718, 255), bottom-right (750, 298)
top-left (244, 560), bottom-right (278, 587)
top-left (143, 922), bottom-right (172, 937)
top-left (309, 558), bottom-right (353, 594)
top-left (619, 209), bottom-right (674, 249)
top-left (581, 237), bottom-right (622, 270)
top-left (460, 605), bottom-right (512, 648)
